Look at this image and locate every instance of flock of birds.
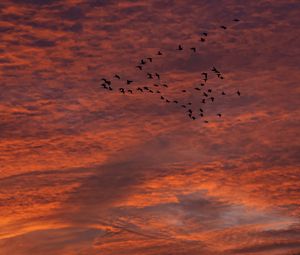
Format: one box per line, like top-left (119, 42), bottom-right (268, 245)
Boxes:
top-left (100, 19), bottom-right (242, 123)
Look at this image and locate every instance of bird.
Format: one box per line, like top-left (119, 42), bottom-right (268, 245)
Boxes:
top-left (222, 91), bottom-right (226, 95)
top-left (220, 25), bottom-right (227, 29)
top-left (201, 83), bottom-right (205, 86)
top-left (154, 84), bottom-right (159, 87)
top-left (194, 87), bottom-right (201, 91)
top-left (166, 99), bottom-right (170, 103)
top-left (237, 90), bottom-right (241, 96)
top-left (147, 73), bottom-right (153, 79)
top-left (202, 99), bottom-right (206, 103)
top-left (108, 87), bottom-right (113, 91)
top-left (147, 57), bottom-right (153, 62)
top-left (177, 44), bottom-right (183, 50)
top-left (143, 86), bottom-right (149, 90)
top-left (127, 89), bottom-right (133, 94)
top-left (190, 47), bottom-right (196, 52)
top-left (192, 116), bottom-right (196, 120)
top-left (156, 90), bottom-right (160, 93)
top-left (200, 38), bottom-right (205, 42)
top-left (210, 97), bottom-right (215, 102)
top-left (102, 79), bottom-right (111, 85)
top-left (188, 109), bottom-right (192, 113)
top-left (155, 73), bottom-right (160, 79)
top-left (157, 51), bottom-right (162, 55)
top-left (204, 120), bottom-right (209, 123)
top-left (233, 18), bottom-right (240, 22)
top-left (119, 88), bottom-right (125, 94)
top-left (140, 59), bottom-right (146, 65)
top-left (161, 96), bottom-right (164, 100)
top-left (114, 74), bottom-right (120, 79)
top-left (136, 65), bottom-right (142, 70)
top-left (212, 66), bottom-right (220, 73)
top-left (217, 113), bottom-right (222, 117)
top-left (127, 80), bottom-right (133, 84)
top-left (101, 83), bottom-right (108, 89)
top-left (149, 90), bottom-right (154, 93)
top-left (137, 87), bottom-right (143, 92)
top-left (162, 84), bottom-right (168, 88)
top-left (187, 102), bottom-right (192, 105)
top-left (181, 105), bottom-right (186, 108)
top-left (203, 92), bottom-right (208, 97)
top-left (173, 100), bottom-right (178, 103)
top-left (182, 89), bottom-right (186, 92)
top-left (202, 72), bottom-right (208, 82)
top-left (208, 89), bottom-right (212, 93)
top-left (202, 32), bottom-right (208, 36)
top-left (199, 113), bottom-right (204, 117)
top-left (199, 108), bottom-right (203, 112)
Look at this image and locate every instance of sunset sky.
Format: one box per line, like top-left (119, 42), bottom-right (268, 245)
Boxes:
top-left (0, 0), bottom-right (300, 254)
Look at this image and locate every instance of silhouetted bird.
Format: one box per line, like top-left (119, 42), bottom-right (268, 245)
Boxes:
top-left (195, 87), bottom-right (201, 90)
top-left (166, 99), bottom-right (170, 103)
top-left (119, 88), bottom-right (125, 94)
top-left (181, 105), bottom-right (186, 108)
top-left (147, 57), bottom-right (153, 62)
top-left (154, 84), bottom-right (159, 87)
top-left (101, 84), bottom-right (107, 89)
top-left (187, 102), bottom-right (192, 105)
top-left (136, 65), bottom-right (142, 70)
top-left (202, 99), bottom-right (206, 103)
top-left (212, 66), bottom-right (220, 73)
top-left (192, 116), bottom-right (196, 120)
top-left (155, 73), bottom-right (160, 79)
top-left (222, 91), bottom-right (226, 95)
top-left (156, 90), bottom-right (160, 93)
top-left (201, 83), bottom-right (205, 86)
top-left (108, 87), bottom-right (113, 91)
top-left (233, 19), bottom-right (240, 22)
top-left (127, 89), bottom-right (133, 94)
top-left (188, 109), bottom-right (192, 113)
top-left (149, 90), bottom-right (154, 93)
top-left (203, 92), bottom-right (208, 97)
top-left (161, 96), bottom-right (164, 100)
top-left (140, 59), bottom-right (146, 65)
top-left (200, 38), bottom-right (205, 42)
top-left (157, 51), bottom-right (162, 55)
top-left (143, 86), bottom-right (149, 90)
top-left (199, 108), bottom-right (203, 112)
top-left (182, 90), bottom-right (186, 92)
top-left (163, 84), bottom-right (168, 88)
top-left (203, 32), bottom-right (208, 36)
top-left (202, 72), bottom-right (208, 82)
top-left (147, 73), bottom-right (153, 79)
top-left (204, 120), bottom-right (209, 123)
top-left (237, 90), bottom-right (241, 96)
top-left (173, 100), bottom-right (178, 103)
top-left (220, 25), bottom-right (227, 29)
top-left (210, 97), bottom-right (215, 102)
top-left (190, 47), bottom-right (196, 52)
top-left (217, 113), bottom-right (222, 117)
top-left (114, 74), bottom-right (120, 79)
top-left (137, 87), bottom-right (143, 92)
top-left (177, 45), bottom-right (183, 50)
top-left (127, 80), bottom-right (133, 84)
top-left (208, 89), bottom-right (212, 93)
top-left (199, 113), bottom-right (204, 117)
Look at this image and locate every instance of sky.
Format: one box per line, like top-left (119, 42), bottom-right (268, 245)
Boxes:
top-left (0, 0), bottom-right (300, 254)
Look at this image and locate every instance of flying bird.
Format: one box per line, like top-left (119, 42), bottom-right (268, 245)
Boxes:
top-left (157, 51), bottom-right (162, 55)
top-left (137, 87), bottom-right (143, 92)
top-left (147, 57), bottom-right (153, 62)
top-left (127, 80), bottom-right (133, 85)
top-left (119, 88), bottom-right (125, 94)
top-left (154, 84), bottom-right (159, 87)
top-left (237, 90), bottom-right (241, 96)
top-left (202, 32), bottom-right (208, 36)
top-left (220, 25), bottom-right (227, 29)
top-left (114, 74), bottom-right (120, 79)
top-left (233, 18), bottom-right (240, 22)
top-left (200, 38), bottom-right (205, 42)
top-left (177, 45), bottom-right (183, 50)
top-left (155, 73), bottom-right (160, 79)
top-left (203, 92), bottom-right (208, 97)
top-left (173, 100), bottom-right (178, 103)
top-left (147, 73), bottom-right (153, 79)
top-left (182, 89), bottom-right (186, 92)
top-left (208, 89), bottom-right (212, 93)
top-left (210, 97), bottom-right (215, 102)
top-left (190, 47), bottom-right (196, 52)
top-left (222, 91), bottom-right (226, 95)
top-left (127, 89), bottom-right (133, 94)
top-left (194, 87), bottom-right (201, 91)
top-left (202, 72), bottom-right (208, 82)
top-left (136, 65), bottom-right (142, 70)
top-left (140, 59), bottom-right (146, 65)
top-left (162, 84), bottom-right (168, 88)
top-left (217, 113), bottom-right (222, 117)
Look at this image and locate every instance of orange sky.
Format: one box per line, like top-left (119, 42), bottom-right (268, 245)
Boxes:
top-left (0, 0), bottom-right (300, 254)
